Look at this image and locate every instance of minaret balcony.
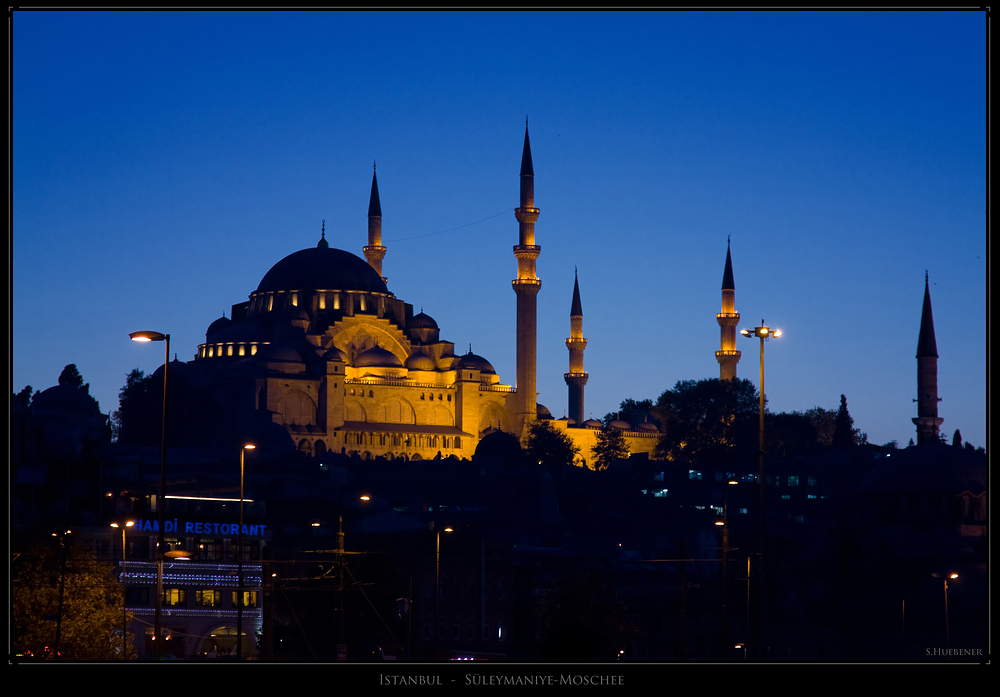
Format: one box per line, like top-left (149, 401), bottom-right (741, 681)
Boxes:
top-left (716, 350), bottom-right (741, 358)
top-left (364, 245), bottom-right (386, 260)
top-left (565, 338), bottom-right (588, 349)
top-left (512, 278), bottom-right (541, 293)
top-left (513, 245), bottom-right (541, 259)
top-left (515, 208), bottom-right (540, 224)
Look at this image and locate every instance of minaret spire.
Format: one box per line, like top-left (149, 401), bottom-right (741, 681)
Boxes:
top-left (565, 269), bottom-right (588, 426)
top-left (913, 273), bottom-right (943, 444)
top-left (512, 123), bottom-right (541, 436)
top-left (364, 162), bottom-right (387, 282)
top-left (716, 238), bottom-right (741, 379)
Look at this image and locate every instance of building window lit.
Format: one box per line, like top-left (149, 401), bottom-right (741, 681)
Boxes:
top-left (319, 293), bottom-right (326, 310)
top-left (653, 471), bottom-right (664, 482)
top-left (688, 470), bottom-right (702, 481)
top-left (781, 495), bottom-right (791, 500)
top-left (653, 489), bottom-right (668, 498)
top-left (196, 590), bottom-right (221, 607)
top-left (739, 507), bottom-right (748, 514)
top-left (788, 475), bottom-right (799, 486)
top-left (163, 589), bottom-right (187, 606)
top-left (333, 293), bottom-right (340, 310)
top-left (231, 591), bottom-right (257, 608)
top-left (808, 477), bottom-right (817, 486)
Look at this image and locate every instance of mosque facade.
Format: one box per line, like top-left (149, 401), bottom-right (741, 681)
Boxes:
top-left (192, 127), bottom-right (659, 464)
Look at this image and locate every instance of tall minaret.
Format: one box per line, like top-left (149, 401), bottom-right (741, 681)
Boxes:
top-left (512, 122), bottom-right (541, 435)
top-left (564, 269), bottom-right (588, 426)
top-left (364, 162), bottom-right (387, 282)
top-left (912, 272), bottom-right (943, 444)
top-left (715, 238), bottom-right (741, 380)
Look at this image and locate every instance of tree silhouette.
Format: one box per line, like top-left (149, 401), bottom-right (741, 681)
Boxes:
top-left (832, 394), bottom-right (857, 449)
top-left (57, 364), bottom-right (84, 389)
top-left (592, 425), bottom-right (630, 470)
top-left (653, 378), bottom-right (759, 463)
top-left (523, 420), bottom-right (579, 468)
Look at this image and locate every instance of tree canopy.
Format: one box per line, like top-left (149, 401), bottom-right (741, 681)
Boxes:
top-left (652, 378), bottom-right (759, 463)
top-left (12, 538), bottom-right (135, 660)
top-left (591, 425), bottom-right (630, 470)
top-left (523, 420), bottom-right (580, 468)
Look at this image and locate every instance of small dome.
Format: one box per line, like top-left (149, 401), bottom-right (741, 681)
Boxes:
top-left (410, 312), bottom-right (438, 330)
top-left (474, 430), bottom-right (524, 462)
top-left (355, 346), bottom-right (403, 369)
top-left (609, 419), bottom-right (631, 430)
top-left (457, 351), bottom-right (495, 374)
top-left (537, 404), bottom-right (553, 420)
top-left (253, 343), bottom-right (303, 363)
top-left (322, 346), bottom-right (348, 363)
top-left (638, 421), bottom-right (660, 433)
top-left (583, 419), bottom-right (603, 429)
top-left (31, 384), bottom-right (102, 417)
top-left (404, 352), bottom-right (436, 371)
top-left (206, 315), bottom-right (231, 339)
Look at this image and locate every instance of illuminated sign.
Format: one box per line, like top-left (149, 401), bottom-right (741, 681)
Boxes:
top-left (130, 519), bottom-right (267, 536)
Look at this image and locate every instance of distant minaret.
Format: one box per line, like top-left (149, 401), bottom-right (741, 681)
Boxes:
top-left (912, 273), bottom-right (943, 444)
top-left (565, 270), bottom-right (588, 426)
top-left (715, 239), bottom-right (741, 380)
top-left (513, 122), bottom-right (541, 435)
top-left (364, 162), bottom-right (387, 282)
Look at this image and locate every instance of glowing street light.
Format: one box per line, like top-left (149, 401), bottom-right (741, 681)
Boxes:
top-left (434, 523), bottom-right (454, 659)
top-left (740, 319), bottom-right (781, 661)
top-left (129, 329), bottom-right (170, 659)
top-left (110, 520), bottom-right (134, 659)
top-left (236, 443), bottom-right (255, 661)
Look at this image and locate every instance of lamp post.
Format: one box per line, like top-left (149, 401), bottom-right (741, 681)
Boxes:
top-left (740, 320), bottom-right (781, 660)
top-left (932, 572), bottom-right (958, 651)
top-left (129, 330), bottom-right (170, 659)
top-left (111, 520), bottom-right (135, 659)
top-left (714, 477), bottom-right (738, 658)
top-left (434, 523), bottom-right (453, 659)
top-left (237, 444), bottom-right (255, 661)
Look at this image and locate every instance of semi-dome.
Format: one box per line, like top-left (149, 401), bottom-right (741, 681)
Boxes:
top-left (209, 319), bottom-right (273, 344)
top-left (457, 351), bottom-right (496, 374)
top-left (404, 352), bottom-right (436, 371)
top-left (253, 343), bottom-right (303, 363)
top-left (322, 346), bottom-right (348, 363)
top-left (355, 345), bottom-right (403, 369)
top-left (256, 243), bottom-right (389, 295)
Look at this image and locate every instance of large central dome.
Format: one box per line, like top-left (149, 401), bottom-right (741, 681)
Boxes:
top-left (256, 244), bottom-right (388, 295)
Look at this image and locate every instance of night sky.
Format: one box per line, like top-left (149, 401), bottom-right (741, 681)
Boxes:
top-left (13, 11), bottom-right (986, 450)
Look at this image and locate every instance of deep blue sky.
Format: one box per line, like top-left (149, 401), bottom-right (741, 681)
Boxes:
top-left (13, 11), bottom-right (987, 450)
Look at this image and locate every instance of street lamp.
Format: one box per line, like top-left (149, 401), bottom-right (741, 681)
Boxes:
top-left (111, 520), bottom-right (134, 659)
top-left (740, 320), bottom-right (781, 661)
top-left (932, 572), bottom-right (959, 651)
top-left (237, 443), bottom-right (255, 661)
top-left (434, 523), bottom-right (453, 660)
top-left (129, 329), bottom-right (170, 659)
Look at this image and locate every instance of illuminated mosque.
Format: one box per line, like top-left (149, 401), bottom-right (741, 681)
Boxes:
top-left (191, 127), bottom-right (673, 464)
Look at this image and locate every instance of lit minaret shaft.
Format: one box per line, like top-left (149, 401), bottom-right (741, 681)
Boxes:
top-left (364, 162), bottom-right (387, 282)
top-left (716, 239), bottom-right (741, 380)
top-left (513, 123), bottom-right (541, 435)
top-left (564, 270), bottom-right (588, 426)
top-left (913, 272), bottom-right (943, 444)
